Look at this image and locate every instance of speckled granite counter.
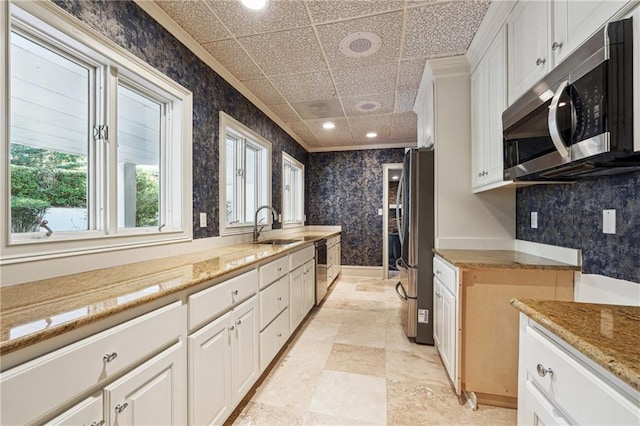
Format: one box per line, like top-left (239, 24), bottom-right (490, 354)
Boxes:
top-left (0, 231), bottom-right (338, 356)
top-left (434, 249), bottom-right (580, 270)
top-left (511, 299), bottom-right (640, 392)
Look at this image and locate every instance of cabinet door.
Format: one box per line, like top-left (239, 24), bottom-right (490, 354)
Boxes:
top-left (433, 278), bottom-right (444, 351)
top-left (230, 296), bottom-right (259, 406)
top-left (303, 259), bottom-right (316, 314)
top-left (485, 26), bottom-right (507, 184)
top-left (470, 62), bottom-right (487, 188)
top-left (440, 286), bottom-right (456, 384)
top-left (553, 0), bottom-right (628, 65)
top-left (105, 341), bottom-right (186, 426)
top-left (519, 379), bottom-right (571, 426)
top-left (289, 266), bottom-right (304, 331)
top-left (188, 311), bottom-right (232, 426)
top-left (45, 393), bottom-right (104, 426)
top-left (508, 0), bottom-right (549, 104)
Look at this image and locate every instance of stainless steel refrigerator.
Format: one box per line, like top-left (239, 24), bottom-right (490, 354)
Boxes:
top-left (395, 148), bottom-right (434, 345)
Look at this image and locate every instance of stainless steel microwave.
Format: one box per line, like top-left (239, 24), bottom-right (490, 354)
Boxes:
top-left (503, 16), bottom-right (640, 181)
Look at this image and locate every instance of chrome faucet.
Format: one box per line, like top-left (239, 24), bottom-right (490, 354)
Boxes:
top-left (253, 205), bottom-right (278, 242)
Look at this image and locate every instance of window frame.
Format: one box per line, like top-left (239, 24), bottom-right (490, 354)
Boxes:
top-left (218, 111), bottom-right (272, 236)
top-left (281, 152), bottom-right (305, 229)
top-left (1, 1), bottom-right (193, 264)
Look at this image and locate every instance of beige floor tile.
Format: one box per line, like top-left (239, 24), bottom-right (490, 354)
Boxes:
top-left (385, 349), bottom-right (451, 386)
top-left (303, 411), bottom-right (373, 425)
top-left (308, 370), bottom-right (387, 425)
top-left (325, 343), bottom-right (386, 377)
top-left (233, 401), bottom-right (305, 425)
top-left (322, 297), bottom-right (387, 311)
top-left (334, 319), bottom-right (387, 349)
top-left (294, 319), bottom-right (342, 344)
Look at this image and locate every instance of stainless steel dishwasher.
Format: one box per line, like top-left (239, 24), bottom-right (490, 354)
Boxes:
top-left (314, 239), bottom-right (328, 305)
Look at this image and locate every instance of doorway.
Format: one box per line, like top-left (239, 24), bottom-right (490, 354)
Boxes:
top-left (382, 163), bottom-right (403, 280)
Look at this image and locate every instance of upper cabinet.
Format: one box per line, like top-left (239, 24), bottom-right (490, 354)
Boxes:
top-left (472, 26), bottom-right (507, 191)
top-left (507, 0), bottom-right (632, 105)
top-left (507, 1), bottom-right (549, 105)
top-left (414, 65), bottom-right (434, 149)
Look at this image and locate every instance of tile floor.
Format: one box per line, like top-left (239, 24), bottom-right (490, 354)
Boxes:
top-left (232, 275), bottom-right (517, 425)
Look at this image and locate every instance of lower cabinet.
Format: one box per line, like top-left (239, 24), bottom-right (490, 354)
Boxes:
top-left (290, 258), bottom-right (316, 332)
top-left (302, 259), bottom-right (315, 314)
top-left (433, 276), bottom-right (456, 386)
top-left (259, 308), bottom-right (290, 372)
top-left (188, 296), bottom-right (258, 426)
top-left (46, 393), bottom-right (104, 426)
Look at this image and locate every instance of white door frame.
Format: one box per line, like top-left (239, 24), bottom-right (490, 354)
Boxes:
top-left (382, 163), bottom-right (403, 279)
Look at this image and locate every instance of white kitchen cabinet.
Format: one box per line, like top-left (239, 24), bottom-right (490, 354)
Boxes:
top-left (414, 69), bottom-right (434, 148)
top-left (45, 393), bottom-right (104, 426)
top-left (289, 264), bottom-right (305, 332)
top-left (471, 26), bottom-right (508, 191)
top-left (188, 295), bottom-right (258, 426)
top-left (507, 0), bottom-right (549, 104)
top-left (303, 259), bottom-right (315, 314)
top-left (517, 314), bottom-right (639, 425)
top-left (433, 256), bottom-right (459, 392)
top-left (552, 0), bottom-right (629, 65)
top-left (327, 235), bottom-right (341, 286)
top-left (259, 308), bottom-right (290, 372)
top-left (105, 341), bottom-right (187, 426)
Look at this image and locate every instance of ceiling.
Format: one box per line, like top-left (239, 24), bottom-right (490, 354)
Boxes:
top-left (154, 0), bottom-right (490, 150)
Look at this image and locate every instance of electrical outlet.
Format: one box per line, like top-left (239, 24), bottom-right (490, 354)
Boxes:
top-left (378, 208), bottom-right (383, 216)
top-left (199, 212), bottom-right (207, 228)
top-left (603, 209), bottom-right (616, 234)
top-left (531, 212), bottom-right (538, 229)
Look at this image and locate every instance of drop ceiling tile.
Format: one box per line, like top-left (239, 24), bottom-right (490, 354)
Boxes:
top-left (305, 0), bottom-right (403, 24)
top-left (241, 78), bottom-right (285, 105)
top-left (267, 103), bottom-right (301, 122)
top-left (394, 91), bottom-right (418, 113)
top-left (403, 1), bottom-right (490, 58)
top-left (238, 27), bottom-right (326, 76)
top-left (316, 12), bottom-right (403, 69)
top-left (391, 112), bottom-right (418, 141)
top-left (332, 62), bottom-right (397, 98)
top-left (204, 0), bottom-right (310, 37)
top-left (342, 93), bottom-right (395, 117)
top-left (202, 39), bottom-right (263, 80)
top-left (349, 114), bottom-right (392, 142)
top-left (156, 0), bottom-right (230, 43)
top-left (270, 71), bottom-right (336, 103)
top-left (397, 59), bottom-right (426, 91)
top-left (286, 120), bottom-right (319, 145)
top-left (354, 128), bottom-right (391, 144)
top-left (304, 117), bottom-right (350, 137)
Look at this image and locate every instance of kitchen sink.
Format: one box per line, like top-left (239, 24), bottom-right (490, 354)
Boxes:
top-left (256, 238), bottom-right (302, 245)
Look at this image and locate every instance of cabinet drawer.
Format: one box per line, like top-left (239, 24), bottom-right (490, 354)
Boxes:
top-left (259, 275), bottom-right (289, 330)
top-left (45, 393), bottom-right (104, 426)
top-left (522, 322), bottom-right (638, 425)
top-left (259, 308), bottom-right (290, 372)
top-left (189, 270), bottom-right (258, 330)
top-left (290, 245), bottom-right (314, 271)
top-left (0, 301), bottom-right (184, 426)
top-left (327, 235), bottom-right (340, 247)
top-left (259, 256), bottom-right (288, 289)
top-left (433, 256), bottom-right (456, 296)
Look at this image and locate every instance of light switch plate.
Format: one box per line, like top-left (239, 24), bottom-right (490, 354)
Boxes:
top-left (531, 212), bottom-right (538, 229)
top-left (199, 212), bottom-right (207, 228)
top-left (603, 209), bottom-right (616, 234)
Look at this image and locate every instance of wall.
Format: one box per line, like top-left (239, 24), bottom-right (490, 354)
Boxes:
top-left (517, 172), bottom-right (640, 283)
top-left (52, 0), bottom-right (308, 238)
top-left (308, 149), bottom-right (405, 266)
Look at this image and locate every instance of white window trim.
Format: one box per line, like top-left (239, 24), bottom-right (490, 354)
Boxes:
top-left (1, 1), bottom-right (193, 265)
top-left (281, 152), bottom-right (305, 229)
top-left (218, 111), bottom-right (272, 237)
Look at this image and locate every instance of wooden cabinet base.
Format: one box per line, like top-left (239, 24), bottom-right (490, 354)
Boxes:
top-left (460, 268), bottom-right (573, 407)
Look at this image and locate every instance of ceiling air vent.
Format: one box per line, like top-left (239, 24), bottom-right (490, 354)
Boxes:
top-left (339, 32), bottom-right (382, 58)
top-left (354, 100), bottom-right (382, 113)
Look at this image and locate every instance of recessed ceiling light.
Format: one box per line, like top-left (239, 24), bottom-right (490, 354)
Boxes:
top-left (392, 175), bottom-right (399, 180)
top-left (322, 122), bottom-right (335, 130)
top-left (366, 132), bottom-right (377, 138)
top-left (240, 0), bottom-right (268, 11)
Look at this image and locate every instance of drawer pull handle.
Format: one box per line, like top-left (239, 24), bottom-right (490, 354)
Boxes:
top-left (115, 403), bottom-right (128, 414)
top-left (236, 319), bottom-right (242, 325)
top-left (229, 325), bottom-right (235, 331)
top-left (536, 57), bottom-right (546, 66)
top-left (232, 289), bottom-right (239, 296)
top-left (536, 364), bottom-right (553, 378)
top-left (277, 333), bottom-right (282, 337)
top-left (552, 41), bottom-right (563, 51)
top-left (103, 352), bottom-right (118, 363)
top-left (277, 267), bottom-right (282, 272)
top-left (91, 421), bottom-right (105, 426)
top-left (277, 296), bottom-right (282, 301)
top-left (436, 270), bottom-right (442, 275)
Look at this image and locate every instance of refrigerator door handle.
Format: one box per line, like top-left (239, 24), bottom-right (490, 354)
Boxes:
top-left (396, 168), bottom-right (404, 247)
top-left (395, 282), bottom-right (408, 301)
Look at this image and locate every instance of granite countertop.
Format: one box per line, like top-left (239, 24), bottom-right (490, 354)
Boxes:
top-left (511, 299), bottom-right (640, 392)
top-left (434, 249), bottom-right (580, 271)
top-left (0, 231), bottom-right (338, 356)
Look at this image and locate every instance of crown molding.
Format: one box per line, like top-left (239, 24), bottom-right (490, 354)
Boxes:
top-left (133, 0), bottom-right (311, 153)
top-left (466, 0), bottom-right (517, 73)
top-left (428, 55), bottom-right (470, 77)
top-left (308, 142), bottom-right (415, 153)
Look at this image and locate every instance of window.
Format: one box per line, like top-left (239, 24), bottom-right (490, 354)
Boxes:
top-left (1, 2), bottom-right (192, 263)
top-left (282, 152), bottom-right (305, 228)
top-left (219, 112), bottom-right (271, 236)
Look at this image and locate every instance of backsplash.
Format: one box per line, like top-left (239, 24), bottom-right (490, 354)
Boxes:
top-left (308, 149), bottom-right (405, 266)
top-left (516, 172), bottom-right (640, 283)
top-left (52, 0), bottom-right (308, 238)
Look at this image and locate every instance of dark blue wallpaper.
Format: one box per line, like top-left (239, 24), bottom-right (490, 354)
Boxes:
top-left (308, 149), bottom-right (406, 266)
top-left (516, 172), bottom-right (640, 283)
top-left (52, 0), bottom-right (308, 238)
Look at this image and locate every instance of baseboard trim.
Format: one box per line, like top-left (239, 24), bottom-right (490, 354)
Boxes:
top-left (340, 265), bottom-right (383, 278)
